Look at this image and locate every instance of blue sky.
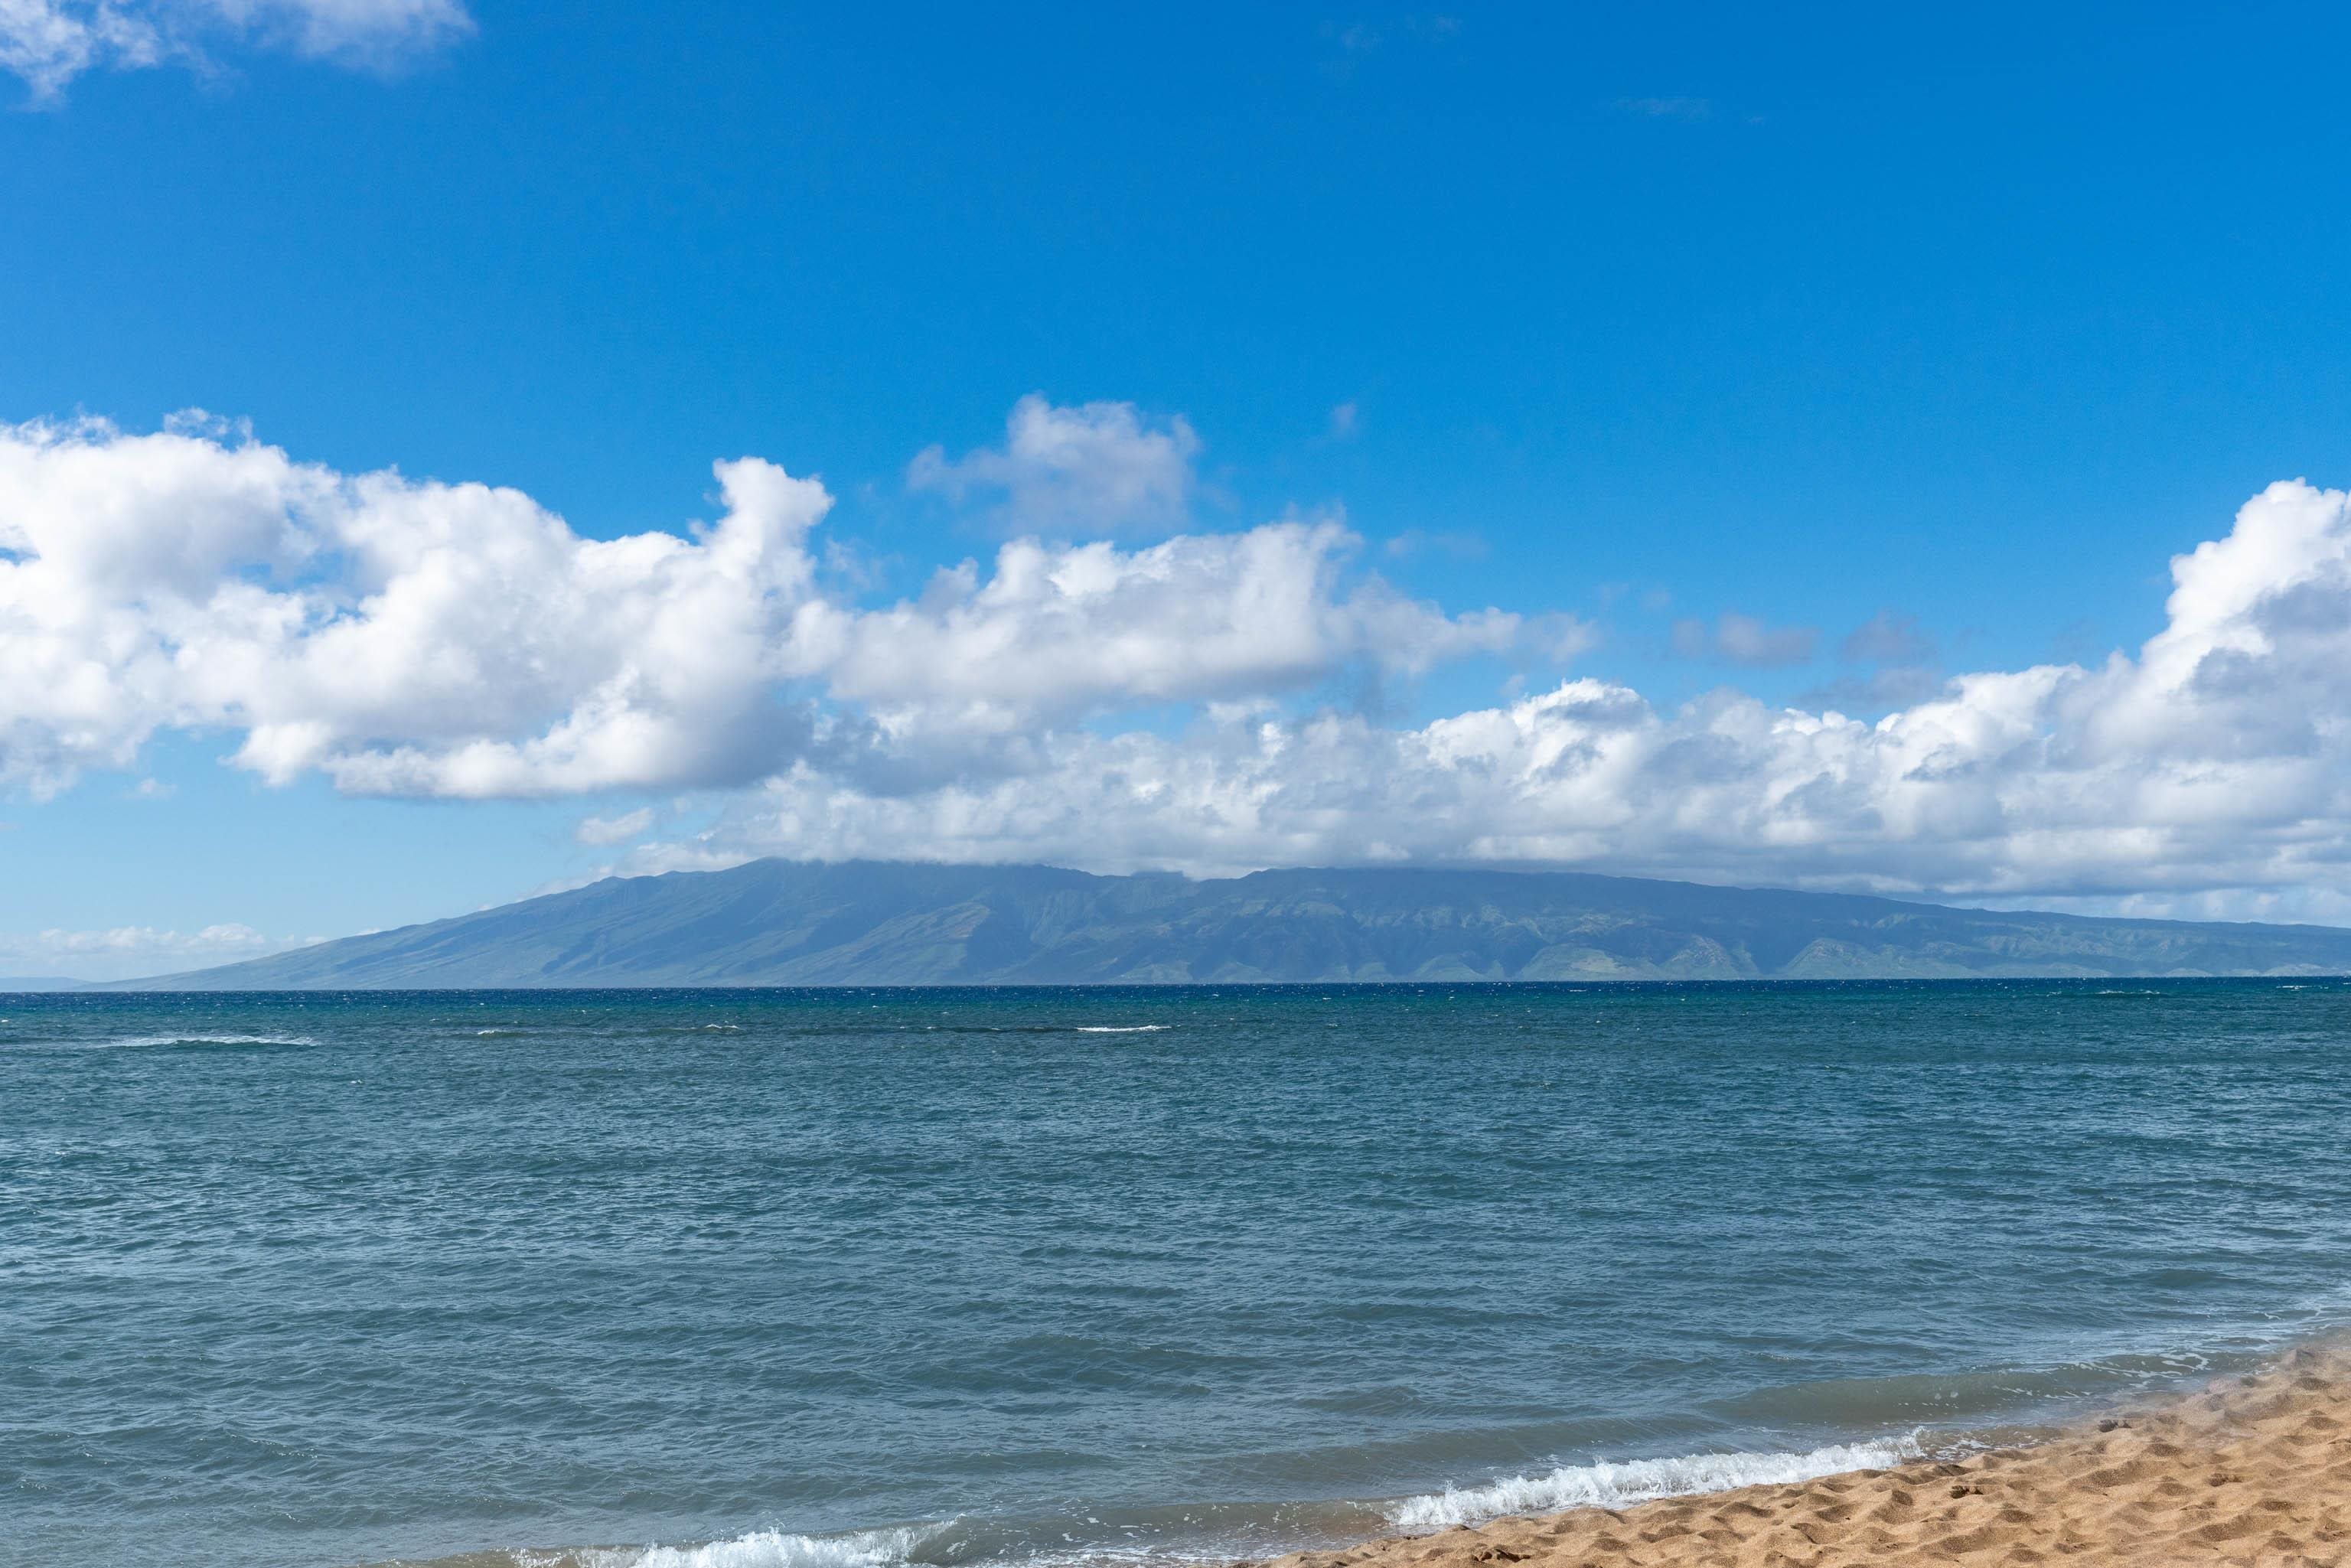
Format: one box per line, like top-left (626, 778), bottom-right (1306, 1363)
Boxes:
top-left (8, 2), bottom-right (2351, 976)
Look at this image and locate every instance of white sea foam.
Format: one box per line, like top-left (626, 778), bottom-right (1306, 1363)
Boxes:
top-left (576, 1523), bottom-right (944, 1568)
top-left (1384, 1435), bottom-right (1926, 1531)
top-left (1075, 1025), bottom-right (1169, 1033)
top-left (99, 1033), bottom-right (318, 1048)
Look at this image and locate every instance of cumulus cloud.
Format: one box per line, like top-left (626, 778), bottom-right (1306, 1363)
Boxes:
top-left (0, 409), bottom-right (1527, 800)
top-left (1, 0), bottom-right (469, 101)
top-left (0, 417), bottom-right (835, 797)
top-left (826, 521), bottom-right (1528, 751)
top-left (908, 394), bottom-right (1200, 534)
top-left (18, 407), bottom-right (2351, 914)
top-left (618, 480), bottom-right (2351, 915)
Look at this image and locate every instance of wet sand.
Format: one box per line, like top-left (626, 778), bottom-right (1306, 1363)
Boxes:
top-left (1264, 1348), bottom-right (2351, 1566)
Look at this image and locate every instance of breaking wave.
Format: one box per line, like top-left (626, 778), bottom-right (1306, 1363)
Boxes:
top-left (1385, 1435), bottom-right (1927, 1530)
top-left (546, 1524), bottom-right (948, 1568)
top-left (459, 1436), bottom-right (1932, 1568)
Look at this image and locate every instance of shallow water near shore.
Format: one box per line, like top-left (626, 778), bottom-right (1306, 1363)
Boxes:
top-left (5, 978), bottom-right (2350, 1568)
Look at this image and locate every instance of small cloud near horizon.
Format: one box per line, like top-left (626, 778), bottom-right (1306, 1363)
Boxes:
top-left (0, 920), bottom-right (300, 983)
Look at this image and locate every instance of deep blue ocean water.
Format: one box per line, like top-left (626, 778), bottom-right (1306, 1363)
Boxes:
top-left (6, 980), bottom-right (2351, 1568)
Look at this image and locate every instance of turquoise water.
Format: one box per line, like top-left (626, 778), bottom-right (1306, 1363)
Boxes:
top-left (5, 980), bottom-right (2350, 1568)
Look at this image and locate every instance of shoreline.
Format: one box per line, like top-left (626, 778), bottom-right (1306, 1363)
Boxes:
top-left (1256, 1347), bottom-right (2351, 1567)
top-left (379, 1347), bottom-right (2349, 1568)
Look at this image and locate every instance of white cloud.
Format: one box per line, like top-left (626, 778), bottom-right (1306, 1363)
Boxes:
top-left (0, 418), bottom-right (836, 798)
top-left (826, 521), bottom-right (1530, 750)
top-left (576, 806), bottom-right (655, 846)
top-left (0, 920), bottom-right (301, 981)
top-left (618, 480), bottom-right (2351, 915)
top-left (18, 407), bottom-right (2351, 914)
top-left (908, 393), bottom-right (1200, 534)
top-left (0, 409), bottom-right (1528, 800)
top-left (0, 0), bottom-right (469, 102)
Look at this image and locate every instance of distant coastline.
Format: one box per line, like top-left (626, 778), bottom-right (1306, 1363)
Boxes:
top-left (99, 859), bottom-right (2351, 990)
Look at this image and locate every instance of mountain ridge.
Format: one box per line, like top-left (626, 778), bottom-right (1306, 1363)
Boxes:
top-left (104, 859), bottom-right (2351, 989)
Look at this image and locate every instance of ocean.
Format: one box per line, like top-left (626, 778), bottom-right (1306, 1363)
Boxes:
top-left (5, 980), bottom-right (2349, 1568)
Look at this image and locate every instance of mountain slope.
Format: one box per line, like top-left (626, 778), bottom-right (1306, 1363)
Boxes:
top-left (109, 860), bottom-right (2351, 988)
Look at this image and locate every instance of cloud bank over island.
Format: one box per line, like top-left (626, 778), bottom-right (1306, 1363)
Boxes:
top-left (5, 403), bottom-right (2351, 921)
top-left (0, 917), bottom-right (292, 982)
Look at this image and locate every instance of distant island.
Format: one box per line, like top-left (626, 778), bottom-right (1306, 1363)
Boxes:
top-left (101, 860), bottom-right (2351, 988)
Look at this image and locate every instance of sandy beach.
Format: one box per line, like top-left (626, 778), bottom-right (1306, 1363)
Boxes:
top-left (1264, 1348), bottom-right (2351, 1568)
